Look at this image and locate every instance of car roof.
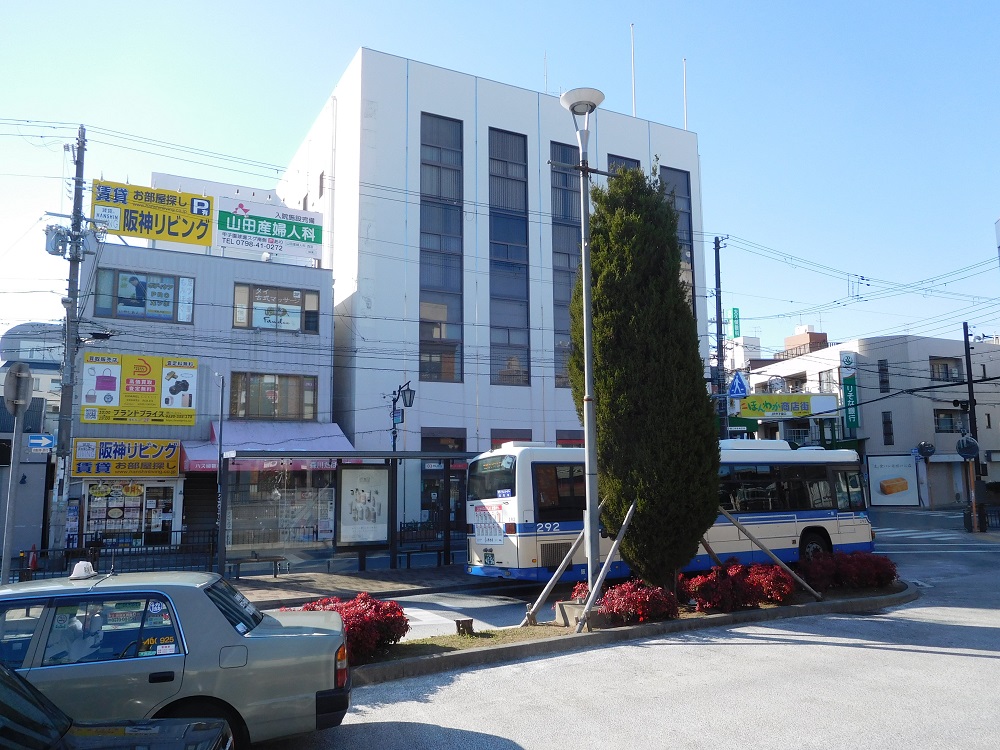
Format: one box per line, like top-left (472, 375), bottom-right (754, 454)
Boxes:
top-left (0, 570), bottom-right (220, 598)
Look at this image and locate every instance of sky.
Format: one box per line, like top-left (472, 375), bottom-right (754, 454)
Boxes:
top-left (3, 0), bottom-right (1000, 358)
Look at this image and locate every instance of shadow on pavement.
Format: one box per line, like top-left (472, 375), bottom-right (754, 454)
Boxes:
top-left (256, 720), bottom-right (526, 750)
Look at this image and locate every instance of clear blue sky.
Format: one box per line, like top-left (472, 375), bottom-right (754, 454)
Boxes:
top-left (3, 0), bottom-right (999, 356)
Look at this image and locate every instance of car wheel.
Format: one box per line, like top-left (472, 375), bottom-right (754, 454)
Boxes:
top-left (799, 531), bottom-right (830, 561)
top-left (160, 700), bottom-right (249, 750)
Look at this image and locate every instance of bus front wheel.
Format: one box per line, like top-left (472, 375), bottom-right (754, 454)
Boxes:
top-left (799, 531), bottom-right (830, 561)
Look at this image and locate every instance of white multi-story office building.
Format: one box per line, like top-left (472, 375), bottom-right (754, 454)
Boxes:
top-left (279, 48), bottom-right (708, 525)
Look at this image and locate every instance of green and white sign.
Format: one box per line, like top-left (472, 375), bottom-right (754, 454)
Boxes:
top-left (218, 202), bottom-right (322, 260)
top-left (731, 308), bottom-right (741, 338)
top-left (840, 351), bottom-right (860, 429)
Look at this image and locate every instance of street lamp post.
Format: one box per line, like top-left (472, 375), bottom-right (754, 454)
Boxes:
top-left (390, 381), bottom-right (415, 452)
top-left (560, 87), bottom-right (604, 591)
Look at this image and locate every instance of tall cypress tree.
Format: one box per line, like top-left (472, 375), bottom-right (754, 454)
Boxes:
top-left (568, 166), bottom-right (719, 588)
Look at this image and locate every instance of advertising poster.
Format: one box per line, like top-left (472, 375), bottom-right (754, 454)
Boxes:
top-left (337, 467), bottom-right (389, 545)
top-left (867, 455), bottom-right (920, 506)
top-left (251, 287), bottom-right (303, 331)
top-left (115, 273), bottom-right (176, 320)
top-left (80, 352), bottom-right (197, 426)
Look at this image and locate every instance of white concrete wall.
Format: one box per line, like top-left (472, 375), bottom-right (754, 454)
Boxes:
top-left (280, 48), bottom-right (709, 475)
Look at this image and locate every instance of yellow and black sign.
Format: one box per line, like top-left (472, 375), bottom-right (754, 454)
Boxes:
top-left (91, 180), bottom-right (212, 246)
top-left (80, 352), bottom-right (197, 426)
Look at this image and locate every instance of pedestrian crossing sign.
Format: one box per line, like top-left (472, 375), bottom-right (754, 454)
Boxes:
top-left (727, 371), bottom-right (750, 399)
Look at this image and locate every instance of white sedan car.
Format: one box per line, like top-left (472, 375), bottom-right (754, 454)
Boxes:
top-left (0, 564), bottom-right (351, 749)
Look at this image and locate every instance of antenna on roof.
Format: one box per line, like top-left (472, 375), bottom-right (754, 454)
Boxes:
top-left (630, 24), bottom-right (636, 117)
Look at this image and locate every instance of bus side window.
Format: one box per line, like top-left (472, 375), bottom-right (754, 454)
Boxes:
top-left (534, 465), bottom-right (559, 508)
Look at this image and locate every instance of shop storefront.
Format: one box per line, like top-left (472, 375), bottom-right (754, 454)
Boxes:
top-left (71, 437), bottom-right (182, 547)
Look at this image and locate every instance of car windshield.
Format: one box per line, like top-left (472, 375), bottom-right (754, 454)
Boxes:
top-left (0, 662), bottom-right (71, 748)
top-left (205, 579), bottom-right (264, 634)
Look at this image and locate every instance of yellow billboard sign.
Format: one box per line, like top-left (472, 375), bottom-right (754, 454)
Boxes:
top-left (71, 438), bottom-right (180, 477)
top-left (80, 352), bottom-right (197, 426)
top-left (91, 180), bottom-right (213, 246)
top-left (737, 394), bottom-right (815, 419)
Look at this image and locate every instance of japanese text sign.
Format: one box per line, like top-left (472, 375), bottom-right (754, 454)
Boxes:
top-left (72, 438), bottom-right (179, 477)
top-left (81, 352), bottom-right (197, 426)
top-left (737, 394), bottom-right (815, 418)
top-left (91, 180), bottom-right (213, 247)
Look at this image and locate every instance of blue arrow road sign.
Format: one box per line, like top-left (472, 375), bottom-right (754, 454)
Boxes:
top-left (727, 372), bottom-right (750, 399)
top-left (28, 434), bottom-right (55, 449)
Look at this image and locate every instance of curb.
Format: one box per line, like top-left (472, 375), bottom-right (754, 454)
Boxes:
top-left (353, 581), bottom-right (920, 686)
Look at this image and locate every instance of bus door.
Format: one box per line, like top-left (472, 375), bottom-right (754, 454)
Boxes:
top-left (716, 465), bottom-right (767, 565)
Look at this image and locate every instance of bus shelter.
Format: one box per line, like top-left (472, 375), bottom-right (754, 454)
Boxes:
top-left (217, 450), bottom-right (478, 576)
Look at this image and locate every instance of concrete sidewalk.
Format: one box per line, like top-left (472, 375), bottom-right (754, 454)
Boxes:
top-left (231, 561), bottom-right (479, 610)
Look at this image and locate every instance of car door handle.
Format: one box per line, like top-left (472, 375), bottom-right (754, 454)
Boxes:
top-left (149, 671), bottom-right (175, 683)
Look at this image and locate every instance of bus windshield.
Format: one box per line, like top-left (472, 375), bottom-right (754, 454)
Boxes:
top-left (468, 455), bottom-right (516, 501)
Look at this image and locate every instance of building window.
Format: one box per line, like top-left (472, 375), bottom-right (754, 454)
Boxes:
top-left (95, 269), bottom-right (194, 323)
top-left (420, 113), bottom-right (464, 383)
top-left (490, 128), bottom-right (530, 386)
top-left (818, 369), bottom-right (837, 394)
top-left (659, 166), bottom-right (696, 315)
top-left (229, 373), bottom-right (317, 420)
top-left (933, 409), bottom-right (967, 434)
top-left (556, 429), bottom-right (584, 447)
top-left (929, 357), bottom-right (962, 382)
top-left (551, 142), bottom-right (581, 388)
top-left (608, 154), bottom-right (640, 173)
top-left (233, 284), bottom-right (320, 333)
top-left (878, 359), bottom-right (890, 393)
top-left (881, 411), bottom-right (894, 445)
top-left (491, 428), bottom-right (532, 449)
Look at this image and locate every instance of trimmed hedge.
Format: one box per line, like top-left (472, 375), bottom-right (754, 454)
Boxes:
top-left (799, 551), bottom-right (898, 591)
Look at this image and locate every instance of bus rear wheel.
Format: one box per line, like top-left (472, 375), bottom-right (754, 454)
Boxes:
top-left (799, 531), bottom-right (830, 561)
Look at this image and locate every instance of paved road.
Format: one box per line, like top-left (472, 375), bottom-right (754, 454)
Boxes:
top-left (259, 507), bottom-right (1000, 750)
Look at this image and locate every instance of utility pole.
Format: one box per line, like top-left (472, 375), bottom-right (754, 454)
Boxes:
top-left (714, 236), bottom-right (729, 440)
top-left (52, 125), bottom-right (86, 548)
top-left (962, 321), bottom-right (980, 476)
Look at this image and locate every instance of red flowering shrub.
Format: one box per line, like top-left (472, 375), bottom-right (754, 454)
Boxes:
top-left (799, 551), bottom-right (897, 591)
top-left (288, 592), bottom-right (410, 664)
top-left (569, 582), bottom-right (591, 602)
top-left (831, 551), bottom-right (898, 589)
top-left (746, 563), bottom-right (796, 603)
top-left (685, 561), bottom-right (763, 612)
top-left (798, 552), bottom-right (837, 591)
top-left (597, 579), bottom-right (678, 624)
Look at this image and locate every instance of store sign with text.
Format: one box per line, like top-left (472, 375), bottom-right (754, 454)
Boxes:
top-left (91, 180), bottom-right (212, 246)
top-left (72, 438), bottom-right (180, 477)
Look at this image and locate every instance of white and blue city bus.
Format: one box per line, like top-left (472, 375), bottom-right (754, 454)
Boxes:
top-left (465, 439), bottom-right (874, 582)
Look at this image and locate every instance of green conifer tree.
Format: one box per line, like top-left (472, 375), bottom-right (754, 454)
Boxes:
top-left (568, 166), bottom-right (720, 588)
